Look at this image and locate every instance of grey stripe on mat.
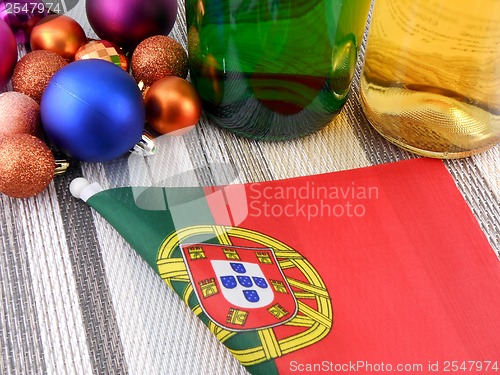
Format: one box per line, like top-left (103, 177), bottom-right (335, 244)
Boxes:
top-left (55, 166), bottom-right (129, 375)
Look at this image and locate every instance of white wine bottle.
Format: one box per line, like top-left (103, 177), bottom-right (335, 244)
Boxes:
top-left (361, 0), bottom-right (500, 158)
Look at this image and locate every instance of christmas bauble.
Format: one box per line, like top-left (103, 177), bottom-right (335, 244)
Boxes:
top-left (30, 15), bottom-right (87, 60)
top-left (75, 40), bottom-right (129, 71)
top-left (131, 35), bottom-right (188, 88)
top-left (0, 92), bottom-right (41, 141)
top-left (145, 77), bottom-right (202, 135)
top-left (0, 134), bottom-right (55, 198)
top-left (41, 59), bottom-right (145, 162)
top-left (0, 19), bottom-right (17, 88)
top-left (0, 1), bottom-right (50, 44)
top-left (86, 0), bottom-right (177, 50)
top-left (12, 50), bottom-right (68, 102)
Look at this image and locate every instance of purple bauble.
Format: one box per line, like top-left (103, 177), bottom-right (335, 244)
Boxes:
top-left (0, 19), bottom-right (17, 89)
top-left (86, 0), bottom-right (177, 50)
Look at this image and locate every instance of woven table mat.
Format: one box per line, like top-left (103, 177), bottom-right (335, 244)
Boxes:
top-left (1, 2), bottom-right (499, 375)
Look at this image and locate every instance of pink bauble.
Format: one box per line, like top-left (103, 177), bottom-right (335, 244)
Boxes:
top-left (86, 0), bottom-right (178, 50)
top-left (0, 19), bottom-right (18, 88)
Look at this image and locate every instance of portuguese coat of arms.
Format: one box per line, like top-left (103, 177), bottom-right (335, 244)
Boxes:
top-left (181, 243), bottom-right (298, 331)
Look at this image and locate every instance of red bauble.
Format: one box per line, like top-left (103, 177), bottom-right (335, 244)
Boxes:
top-left (0, 19), bottom-right (18, 88)
top-left (86, 0), bottom-right (178, 50)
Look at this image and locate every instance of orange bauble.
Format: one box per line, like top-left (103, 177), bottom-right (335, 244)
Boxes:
top-left (145, 77), bottom-right (202, 135)
top-left (30, 15), bottom-right (87, 60)
top-left (0, 134), bottom-right (55, 198)
top-left (131, 36), bottom-right (188, 87)
top-left (12, 50), bottom-right (68, 103)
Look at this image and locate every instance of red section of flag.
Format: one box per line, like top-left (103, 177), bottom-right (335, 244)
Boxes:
top-left (205, 159), bottom-right (500, 374)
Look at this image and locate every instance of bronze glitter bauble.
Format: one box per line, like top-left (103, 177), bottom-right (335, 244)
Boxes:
top-left (144, 76), bottom-right (202, 135)
top-left (75, 40), bottom-right (129, 71)
top-left (0, 92), bottom-right (41, 142)
top-left (131, 35), bottom-right (189, 88)
top-left (0, 134), bottom-right (55, 198)
top-left (30, 15), bottom-right (88, 60)
top-left (12, 50), bottom-right (68, 103)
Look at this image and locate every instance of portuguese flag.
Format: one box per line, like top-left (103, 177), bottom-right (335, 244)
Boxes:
top-left (74, 159), bottom-right (500, 374)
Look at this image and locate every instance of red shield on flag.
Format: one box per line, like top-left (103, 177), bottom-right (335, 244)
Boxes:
top-left (181, 243), bottom-right (298, 331)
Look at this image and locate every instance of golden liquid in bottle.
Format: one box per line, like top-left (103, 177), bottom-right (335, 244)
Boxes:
top-left (360, 0), bottom-right (500, 158)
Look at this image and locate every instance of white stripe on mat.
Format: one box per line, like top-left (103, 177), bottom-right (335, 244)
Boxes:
top-left (255, 110), bottom-right (373, 179)
top-left (473, 146), bottom-right (500, 201)
top-left (15, 185), bottom-right (93, 375)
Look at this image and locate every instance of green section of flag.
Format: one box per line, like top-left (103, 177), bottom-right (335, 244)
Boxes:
top-left (87, 186), bottom-right (216, 269)
top-left (87, 186), bottom-right (279, 375)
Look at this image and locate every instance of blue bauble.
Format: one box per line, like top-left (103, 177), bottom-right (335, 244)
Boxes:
top-left (41, 59), bottom-right (145, 162)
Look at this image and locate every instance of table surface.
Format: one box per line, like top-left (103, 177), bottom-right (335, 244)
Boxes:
top-left (1, 2), bottom-right (499, 375)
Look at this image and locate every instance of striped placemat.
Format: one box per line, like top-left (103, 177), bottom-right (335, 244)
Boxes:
top-left (1, 2), bottom-right (498, 375)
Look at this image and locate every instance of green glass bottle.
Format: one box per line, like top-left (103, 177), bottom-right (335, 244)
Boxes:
top-left (186, 0), bottom-right (371, 140)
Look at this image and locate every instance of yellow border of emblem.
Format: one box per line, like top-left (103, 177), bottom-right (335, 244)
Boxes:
top-left (157, 225), bottom-right (333, 366)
